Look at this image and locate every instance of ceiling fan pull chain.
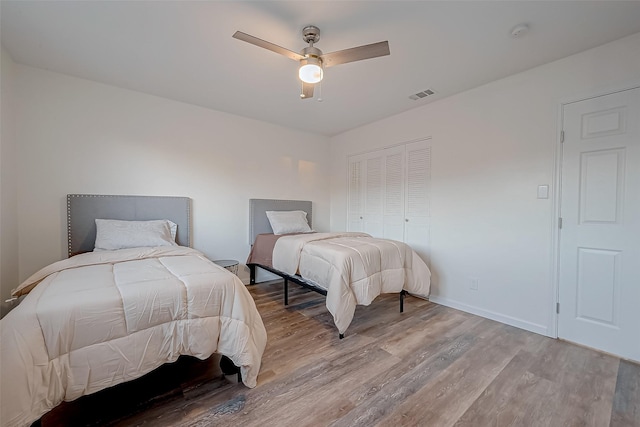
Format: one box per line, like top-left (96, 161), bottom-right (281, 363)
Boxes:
top-left (317, 81), bottom-right (323, 102)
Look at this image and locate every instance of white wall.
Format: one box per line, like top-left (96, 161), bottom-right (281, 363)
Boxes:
top-left (329, 32), bottom-right (640, 336)
top-left (13, 65), bottom-right (331, 284)
top-left (1, 46), bottom-right (19, 317)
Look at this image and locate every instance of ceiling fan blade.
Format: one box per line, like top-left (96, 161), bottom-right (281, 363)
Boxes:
top-left (233, 31), bottom-right (304, 61)
top-left (322, 41), bottom-right (390, 68)
top-left (301, 82), bottom-right (314, 99)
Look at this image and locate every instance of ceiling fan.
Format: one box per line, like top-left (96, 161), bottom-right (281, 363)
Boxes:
top-left (232, 25), bottom-right (390, 100)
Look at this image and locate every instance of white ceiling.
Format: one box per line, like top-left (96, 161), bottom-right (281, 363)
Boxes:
top-left (2, 1), bottom-right (640, 136)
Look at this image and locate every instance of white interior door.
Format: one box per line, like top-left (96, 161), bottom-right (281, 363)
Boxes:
top-left (558, 87), bottom-right (640, 361)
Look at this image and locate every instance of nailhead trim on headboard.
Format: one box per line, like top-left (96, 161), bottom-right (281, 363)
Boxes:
top-left (67, 195), bottom-right (73, 257)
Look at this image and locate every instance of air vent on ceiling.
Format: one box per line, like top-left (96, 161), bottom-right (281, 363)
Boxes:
top-left (409, 89), bottom-right (436, 101)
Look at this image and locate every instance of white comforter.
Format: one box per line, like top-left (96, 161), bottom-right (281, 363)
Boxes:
top-left (273, 232), bottom-right (431, 334)
top-left (0, 246), bottom-right (267, 427)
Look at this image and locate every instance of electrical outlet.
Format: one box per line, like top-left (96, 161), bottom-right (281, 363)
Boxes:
top-left (470, 278), bottom-right (479, 291)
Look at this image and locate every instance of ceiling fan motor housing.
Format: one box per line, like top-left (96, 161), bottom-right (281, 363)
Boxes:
top-left (302, 46), bottom-right (323, 60)
top-left (302, 25), bottom-right (320, 44)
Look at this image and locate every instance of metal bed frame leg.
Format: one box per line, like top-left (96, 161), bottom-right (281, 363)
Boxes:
top-left (249, 264), bottom-right (256, 285)
top-left (284, 278), bottom-right (289, 305)
top-left (220, 355), bottom-right (241, 384)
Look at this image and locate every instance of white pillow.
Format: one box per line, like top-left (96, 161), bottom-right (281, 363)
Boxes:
top-left (167, 220), bottom-right (178, 241)
top-left (94, 219), bottom-right (178, 251)
top-left (266, 210), bottom-right (312, 235)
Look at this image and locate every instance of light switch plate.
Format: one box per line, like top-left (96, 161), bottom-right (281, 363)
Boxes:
top-left (537, 185), bottom-right (549, 199)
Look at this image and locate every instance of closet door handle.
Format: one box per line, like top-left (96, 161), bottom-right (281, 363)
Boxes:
top-left (405, 219), bottom-right (409, 222)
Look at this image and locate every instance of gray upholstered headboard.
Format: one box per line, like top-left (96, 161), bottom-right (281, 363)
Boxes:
top-left (67, 194), bottom-right (192, 257)
top-left (249, 199), bottom-right (312, 244)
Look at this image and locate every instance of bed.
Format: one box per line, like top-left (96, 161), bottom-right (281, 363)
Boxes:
top-left (246, 198), bottom-right (431, 337)
top-left (0, 194), bottom-right (267, 427)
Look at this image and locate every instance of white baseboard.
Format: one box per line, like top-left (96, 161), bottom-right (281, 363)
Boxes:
top-left (428, 295), bottom-right (551, 337)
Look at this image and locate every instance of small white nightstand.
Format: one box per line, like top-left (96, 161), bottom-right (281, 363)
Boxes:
top-left (213, 259), bottom-right (239, 275)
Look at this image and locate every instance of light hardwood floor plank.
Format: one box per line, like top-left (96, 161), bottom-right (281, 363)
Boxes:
top-left (376, 323), bottom-right (536, 427)
top-left (611, 360), bottom-right (640, 427)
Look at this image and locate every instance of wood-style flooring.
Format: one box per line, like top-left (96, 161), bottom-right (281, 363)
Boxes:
top-left (41, 280), bottom-right (640, 427)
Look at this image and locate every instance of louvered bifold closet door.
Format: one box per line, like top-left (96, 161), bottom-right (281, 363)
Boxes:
top-left (347, 140), bottom-right (431, 266)
top-left (364, 154), bottom-right (384, 237)
top-left (348, 156), bottom-right (365, 232)
top-left (383, 146), bottom-right (406, 241)
top-left (404, 140), bottom-right (431, 263)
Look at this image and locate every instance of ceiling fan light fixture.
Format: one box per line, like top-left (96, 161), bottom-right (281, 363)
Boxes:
top-left (233, 26), bottom-right (389, 99)
top-left (299, 57), bottom-right (323, 84)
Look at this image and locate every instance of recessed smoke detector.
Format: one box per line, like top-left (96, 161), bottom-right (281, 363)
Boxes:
top-left (409, 88), bottom-right (436, 101)
top-left (510, 23), bottom-right (530, 38)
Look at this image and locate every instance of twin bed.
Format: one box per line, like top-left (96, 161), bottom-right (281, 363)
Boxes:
top-left (0, 195), bottom-right (267, 427)
top-left (246, 198), bottom-right (431, 337)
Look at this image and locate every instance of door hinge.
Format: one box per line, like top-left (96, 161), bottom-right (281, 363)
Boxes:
top-left (559, 217), bottom-right (563, 229)
top-left (560, 130), bottom-right (565, 143)
top-left (556, 302), bottom-right (560, 314)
